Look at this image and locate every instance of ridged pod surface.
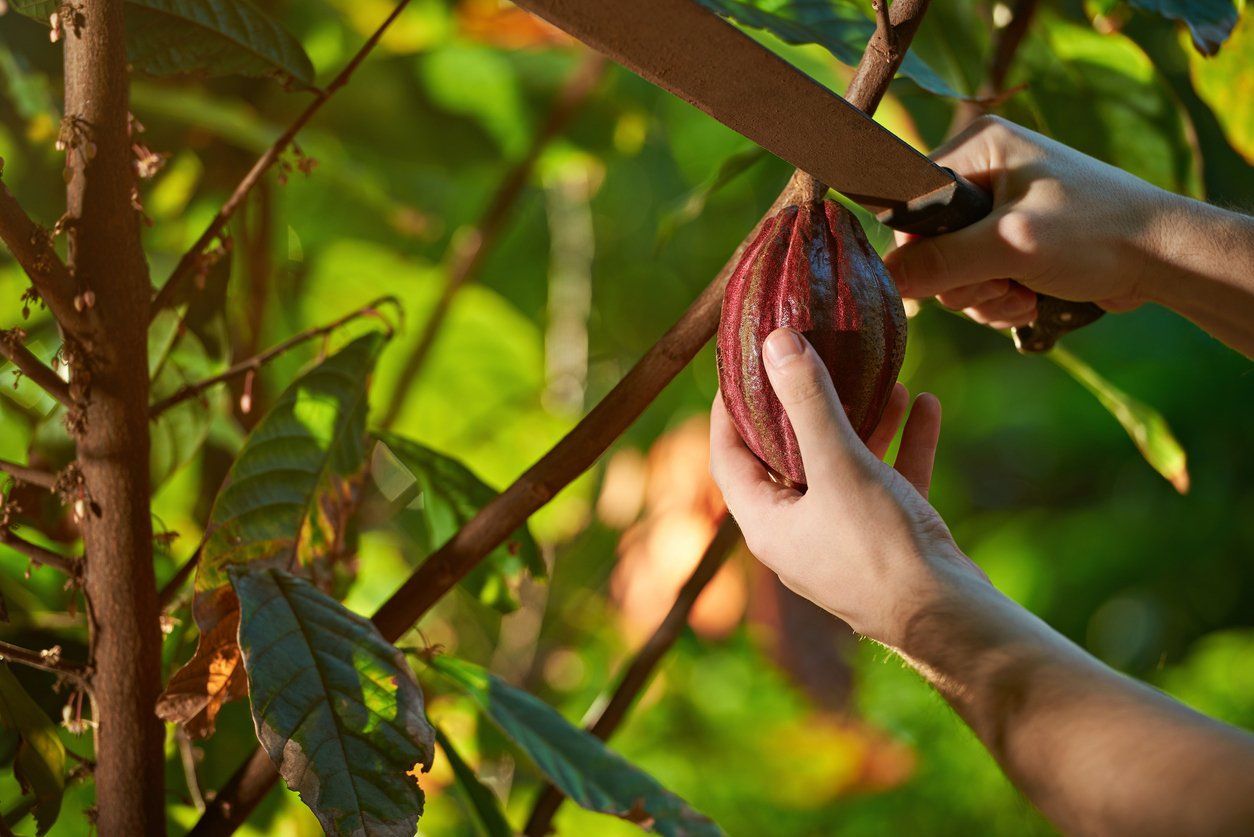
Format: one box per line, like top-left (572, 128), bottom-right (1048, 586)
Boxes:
top-left (717, 200), bottom-right (907, 487)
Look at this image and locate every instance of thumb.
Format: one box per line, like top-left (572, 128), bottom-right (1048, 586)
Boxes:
top-left (884, 213), bottom-right (1021, 299)
top-left (762, 328), bottom-right (865, 487)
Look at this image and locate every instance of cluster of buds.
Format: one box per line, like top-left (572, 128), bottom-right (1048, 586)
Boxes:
top-left (55, 115), bottom-right (94, 183)
top-left (277, 142), bottom-right (318, 185)
top-left (53, 462), bottom-right (85, 508)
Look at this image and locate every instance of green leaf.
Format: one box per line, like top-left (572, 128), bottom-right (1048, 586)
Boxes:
top-left (12, 0), bottom-right (314, 84)
top-left (435, 727), bottom-right (512, 837)
top-left (428, 656), bottom-right (723, 836)
top-left (692, 0), bottom-right (964, 98)
top-left (1126, 0), bottom-right (1239, 56)
top-left (656, 147), bottom-right (768, 251)
top-left (148, 309), bottom-right (228, 488)
top-left (0, 666), bottom-right (65, 835)
top-left (158, 332), bottom-right (386, 738)
top-left (232, 566), bottom-right (435, 837)
top-left (1048, 346), bottom-right (1189, 494)
top-left (372, 432), bottom-right (544, 613)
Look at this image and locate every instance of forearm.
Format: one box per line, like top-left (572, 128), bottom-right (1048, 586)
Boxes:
top-left (898, 564), bottom-right (1254, 836)
top-left (1140, 196), bottom-right (1254, 357)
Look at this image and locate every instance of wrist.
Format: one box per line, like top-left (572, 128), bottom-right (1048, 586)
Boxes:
top-left (1134, 192), bottom-right (1249, 309)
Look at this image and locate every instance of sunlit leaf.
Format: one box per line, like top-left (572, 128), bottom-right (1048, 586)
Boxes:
top-left (428, 655), bottom-right (723, 836)
top-left (12, 0), bottom-right (314, 84)
top-left (1048, 346), bottom-right (1189, 493)
top-left (370, 433), bottom-right (544, 613)
top-left (0, 665), bottom-right (64, 835)
top-left (435, 726), bottom-right (511, 837)
top-left (1126, 0), bottom-right (1239, 56)
top-left (158, 332), bottom-right (386, 738)
top-left (232, 566), bottom-right (435, 837)
top-left (692, 0), bottom-right (964, 98)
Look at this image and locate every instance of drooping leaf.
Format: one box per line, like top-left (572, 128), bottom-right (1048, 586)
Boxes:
top-left (692, 0), bottom-right (964, 99)
top-left (371, 433), bottom-right (544, 613)
top-left (0, 666), bottom-right (65, 835)
top-left (232, 566), bottom-right (435, 837)
top-left (158, 332), bottom-right (386, 738)
top-left (435, 727), bottom-right (512, 837)
top-left (11, 0), bottom-right (314, 84)
top-left (1048, 346), bottom-right (1189, 494)
top-left (428, 656), bottom-right (723, 836)
top-left (1126, 0), bottom-right (1239, 56)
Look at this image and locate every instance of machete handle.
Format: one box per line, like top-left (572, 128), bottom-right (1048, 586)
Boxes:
top-left (876, 168), bottom-right (1103, 353)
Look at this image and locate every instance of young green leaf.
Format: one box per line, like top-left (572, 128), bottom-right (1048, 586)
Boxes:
top-left (428, 656), bottom-right (724, 837)
top-left (693, 0), bottom-right (963, 99)
top-left (0, 666), bottom-right (65, 835)
top-left (1048, 346), bottom-right (1190, 493)
top-left (435, 727), bottom-right (512, 837)
top-left (232, 566), bottom-right (435, 837)
top-left (371, 433), bottom-right (544, 613)
top-left (1126, 0), bottom-right (1238, 56)
top-left (11, 0), bottom-right (315, 85)
top-left (158, 332), bottom-right (386, 738)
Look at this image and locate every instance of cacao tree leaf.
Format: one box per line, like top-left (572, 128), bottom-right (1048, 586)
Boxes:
top-left (692, 0), bottom-right (964, 99)
top-left (428, 656), bottom-right (723, 836)
top-left (656, 147), bottom-right (768, 251)
top-left (11, 0), bottom-right (314, 84)
top-left (1126, 0), bottom-right (1239, 56)
top-left (158, 332), bottom-right (386, 738)
top-left (1048, 346), bottom-right (1189, 494)
top-left (0, 665), bottom-right (64, 835)
top-left (232, 566), bottom-right (435, 837)
top-left (435, 726), bottom-right (512, 837)
top-left (371, 433), bottom-right (544, 613)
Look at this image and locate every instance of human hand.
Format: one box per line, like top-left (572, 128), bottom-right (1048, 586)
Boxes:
top-left (883, 115), bottom-right (1180, 328)
top-left (710, 328), bottom-right (987, 648)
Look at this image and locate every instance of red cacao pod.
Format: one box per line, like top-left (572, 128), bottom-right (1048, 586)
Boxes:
top-left (717, 200), bottom-right (907, 487)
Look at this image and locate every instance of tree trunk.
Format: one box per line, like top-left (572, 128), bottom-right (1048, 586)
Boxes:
top-left (63, 1), bottom-right (166, 831)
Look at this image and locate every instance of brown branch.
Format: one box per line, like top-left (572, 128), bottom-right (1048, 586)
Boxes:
top-left (0, 332), bottom-right (72, 407)
top-left (379, 52), bottom-right (607, 429)
top-left (872, 0), bottom-right (897, 60)
top-left (950, 0), bottom-right (1039, 131)
top-left (0, 458), bottom-right (57, 491)
top-left (157, 540), bottom-right (202, 610)
top-left (524, 517), bottom-right (742, 836)
top-left (0, 639), bottom-right (85, 681)
top-left (149, 0), bottom-right (415, 319)
top-left (149, 296), bottom-right (397, 419)
top-left (0, 528), bottom-right (80, 577)
top-left (190, 2), bottom-right (933, 830)
top-left (844, 0), bottom-right (932, 114)
top-left (0, 178), bottom-right (81, 327)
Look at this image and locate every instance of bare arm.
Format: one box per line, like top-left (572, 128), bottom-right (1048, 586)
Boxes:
top-left (883, 116), bottom-right (1254, 356)
top-left (710, 328), bottom-right (1254, 835)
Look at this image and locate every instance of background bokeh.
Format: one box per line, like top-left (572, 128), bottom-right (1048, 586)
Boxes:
top-left (0, 0), bottom-right (1250, 834)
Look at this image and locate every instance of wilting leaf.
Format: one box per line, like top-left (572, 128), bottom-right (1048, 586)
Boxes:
top-left (656, 147), bottom-right (768, 251)
top-left (0, 665), bottom-right (65, 835)
top-left (371, 433), bottom-right (544, 613)
top-left (1048, 346), bottom-right (1189, 493)
top-left (158, 333), bottom-right (386, 737)
top-left (1127, 0), bottom-right (1239, 56)
top-left (693, 0), bottom-right (964, 98)
top-left (435, 727), bottom-right (512, 837)
top-left (11, 0), bottom-right (315, 84)
top-left (232, 566), bottom-right (435, 837)
top-left (428, 656), bottom-right (723, 836)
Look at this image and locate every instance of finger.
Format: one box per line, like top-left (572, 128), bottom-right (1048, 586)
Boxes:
top-left (936, 279), bottom-right (1011, 311)
top-left (884, 212), bottom-right (1023, 299)
top-left (710, 392), bottom-right (791, 521)
top-left (964, 284), bottom-right (1037, 328)
top-left (865, 382), bottom-right (909, 461)
top-left (894, 393), bottom-right (942, 498)
top-left (761, 328), bottom-right (864, 488)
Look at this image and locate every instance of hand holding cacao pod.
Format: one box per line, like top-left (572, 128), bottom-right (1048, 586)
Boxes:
top-left (717, 200), bottom-right (907, 487)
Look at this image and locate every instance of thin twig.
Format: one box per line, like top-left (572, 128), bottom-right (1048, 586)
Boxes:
top-left (149, 0), bottom-right (415, 319)
top-left (0, 638), bottom-right (85, 681)
top-left (190, 2), bottom-right (933, 829)
top-left (379, 52), bottom-right (607, 429)
top-left (950, 0), bottom-right (1038, 131)
top-left (524, 517), bottom-right (741, 836)
top-left (0, 179), bottom-right (82, 328)
top-left (149, 296), bottom-right (398, 418)
top-left (844, 0), bottom-right (931, 114)
top-left (0, 458), bottom-right (57, 491)
top-left (0, 528), bottom-right (81, 577)
top-left (177, 729), bottom-right (207, 813)
top-left (872, 0), bottom-right (897, 59)
top-left (157, 541), bottom-right (202, 610)
top-left (0, 332), bottom-right (73, 407)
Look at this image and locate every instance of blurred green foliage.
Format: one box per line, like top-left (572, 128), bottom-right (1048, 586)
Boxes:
top-left (0, 0), bottom-right (1250, 834)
